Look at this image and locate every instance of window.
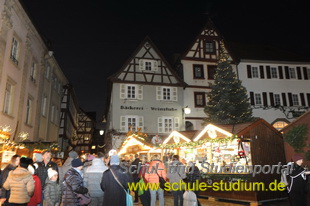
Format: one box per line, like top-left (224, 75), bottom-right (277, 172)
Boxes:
top-left (139, 59), bottom-right (158, 72)
top-left (273, 121), bottom-right (288, 131)
top-left (252, 67), bottom-right (259, 78)
top-left (10, 37), bottom-right (19, 65)
top-left (289, 68), bottom-right (296, 79)
top-left (30, 62), bottom-right (37, 83)
top-left (274, 94), bottom-right (281, 106)
top-left (156, 86), bottom-right (177, 101)
top-left (45, 64), bottom-right (50, 79)
top-left (120, 116), bottom-right (144, 132)
top-left (205, 41), bottom-right (215, 53)
top-left (193, 65), bottom-right (204, 79)
top-left (207, 65), bottom-right (217, 80)
top-left (254, 93), bottom-right (262, 105)
top-left (53, 75), bottom-right (58, 90)
top-left (271, 67), bottom-right (278, 78)
top-left (3, 82), bottom-right (14, 115)
top-left (120, 84), bottom-right (143, 100)
top-left (25, 98), bottom-right (32, 125)
top-left (158, 117), bottom-right (179, 133)
top-left (55, 107), bottom-right (59, 125)
top-left (292, 94), bottom-right (299, 106)
top-left (194, 92), bottom-right (206, 107)
top-left (41, 95), bottom-right (47, 116)
top-left (51, 105), bottom-right (55, 122)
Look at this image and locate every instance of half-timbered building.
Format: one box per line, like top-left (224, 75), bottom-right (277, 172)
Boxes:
top-left (105, 37), bottom-right (186, 150)
top-left (179, 19), bottom-right (310, 131)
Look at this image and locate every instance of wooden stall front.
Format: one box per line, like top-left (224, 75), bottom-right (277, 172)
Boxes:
top-left (193, 119), bottom-right (287, 205)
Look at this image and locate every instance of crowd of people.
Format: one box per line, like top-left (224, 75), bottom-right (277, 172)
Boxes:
top-left (0, 150), bottom-right (308, 206)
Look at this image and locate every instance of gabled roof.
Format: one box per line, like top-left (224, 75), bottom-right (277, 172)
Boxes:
top-left (163, 131), bottom-right (193, 144)
top-left (109, 36), bottom-right (186, 87)
top-left (281, 109), bottom-right (310, 132)
top-left (118, 135), bottom-right (154, 155)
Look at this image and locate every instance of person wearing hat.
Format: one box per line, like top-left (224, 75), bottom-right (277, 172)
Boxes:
top-left (43, 169), bottom-right (61, 206)
top-left (287, 154), bottom-right (310, 206)
top-left (100, 155), bottom-right (133, 205)
top-left (62, 158), bottom-right (88, 206)
top-left (59, 150), bottom-right (78, 183)
top-left (3, 157), bottom-right (35, 205)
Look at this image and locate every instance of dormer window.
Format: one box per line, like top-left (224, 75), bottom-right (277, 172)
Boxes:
top-left (139, 59), bottom-right (158, 72)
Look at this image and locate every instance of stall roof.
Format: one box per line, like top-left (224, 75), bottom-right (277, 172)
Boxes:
top-left (118, 135), bottom-right (154, 155)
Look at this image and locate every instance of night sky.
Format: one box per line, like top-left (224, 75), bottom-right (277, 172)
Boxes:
top-left (20, 0), bottom-right (310, 119)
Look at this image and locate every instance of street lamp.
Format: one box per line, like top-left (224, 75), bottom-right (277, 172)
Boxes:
top-left (99, 130), bottom-right (104, 135)
top-left (184, 106), bottom-right (191, 115)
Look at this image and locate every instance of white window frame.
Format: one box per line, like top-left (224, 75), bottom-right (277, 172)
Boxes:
top-left (292, 94), bottom-right (299, 106)
top-left (10, 37), bottom-right (19, 65)
top-left (25, 98), bottom-right (33, 125)
top-left (274, 94), bottom-right (281, 106)
top-left (139, 59), bottom-right (158, 72)
top-left (30, 62), bottom-right (37, 83)
top-left (156, 86), bottom-right (177, 101)
top-left (158, 117), bottom-right (179, 133)
top-left (120, 84), bottom-right (143, 100)
top-left (3, 82), bottom-right (14, 115)
top-left (271, 67), bottom-right (278, 78)
top-left (252, 67), bottom-right (259, 78)
top-left (45, 64), bottom-right (51, 80)
top-left (120, 116), bottom-right (144, 132)
top-left (289, 68), bottom-right (296, 79)
top-left (254, 93), bottom-right (262, 105)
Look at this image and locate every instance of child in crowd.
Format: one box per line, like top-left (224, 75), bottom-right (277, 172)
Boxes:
top-left (27, 164), bottom-right (42, 206)
top-left (43, 168), bottom-right (61, 206)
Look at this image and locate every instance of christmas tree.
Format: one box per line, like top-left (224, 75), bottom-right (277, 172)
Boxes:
top-left (204, 43), bottom-right (253, 125)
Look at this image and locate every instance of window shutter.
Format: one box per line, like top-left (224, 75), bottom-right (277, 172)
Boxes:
top-left (300, 93), bottom-right (306, 106)
top-left (307, 93), bottom-right (310, 106)
top-left (260, 66), bottom-right (265, 79)
top-left (269, 93), bottom-right (274, 107)
top-left (250, 92), bottom-right (254, 105)
top-left (139, 60), bottom-right (144, 70)
top-left (266, 66), bottom-right (271, 79)
top-left (120, 116), bottom-right (126, 132)
top-left (303, 67), bottom-right (308, 80)
top-left (247, 65), bottom-right (252, 78)
top-left (282, 93), bottom-right (287, 106)
top-left (153, 60), bottom-right (158, 71)
top-left (137, 85), bottom-right (143, 100)
top-left (156, 86), bottom-right (162, 100)
top-left (158, 117), bottom-right (163, 133)
top-left (174, 117), bottom-right (179, 131)
top-left (297, 67), bottom-right (302, 79)
top-left (288, 93), bottom-right (293, 106)
top-left (262, 92), bottom-right (267, 106)
top-left (172, 87), bottom-right (178, 101)
top-left (138, 116), bottom-right (144, 131)
top-left (278, 66), bottom-right (283, 79)
top-left (285, 66), bottom-right (290, 79)
top-left (120, 84), bottom-right (126, 99)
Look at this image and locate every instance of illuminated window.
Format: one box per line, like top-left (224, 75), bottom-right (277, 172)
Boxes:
top-left (273, 121), bottom-right (288, 130)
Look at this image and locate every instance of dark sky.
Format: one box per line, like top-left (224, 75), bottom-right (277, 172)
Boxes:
top-left (21, 0), bottom-right (310, 119)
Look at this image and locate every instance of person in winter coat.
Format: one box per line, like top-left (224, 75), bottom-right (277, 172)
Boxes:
top-left (186, 161), bottom-right (201, 206)
top-left (0, 154), bottom-right (20, 206)
top-left (131, 154), bottom-right (142, 203)
top-left (3, 157), bottom-right (35, 205)
top-left (62, 158), bottom-right (88, 206)
top-left (167, 155), bottom-right (187, 206)
top-left (36, 150), bottom-right (58, 190)
top-left (287, 154), bottom-right (310, 206)
top-left (144, 154), bottom-right (166, 206)
top-left (59, 150), bottom-right (78, 184)
top-left (27, 164), bottom-right (42, 206)
top-left (43, 169), bottom-right (61, 206)
top-left (84, 158), bottom-right (108, 206)
top-left (100, 155), bottom-right (134, 206)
